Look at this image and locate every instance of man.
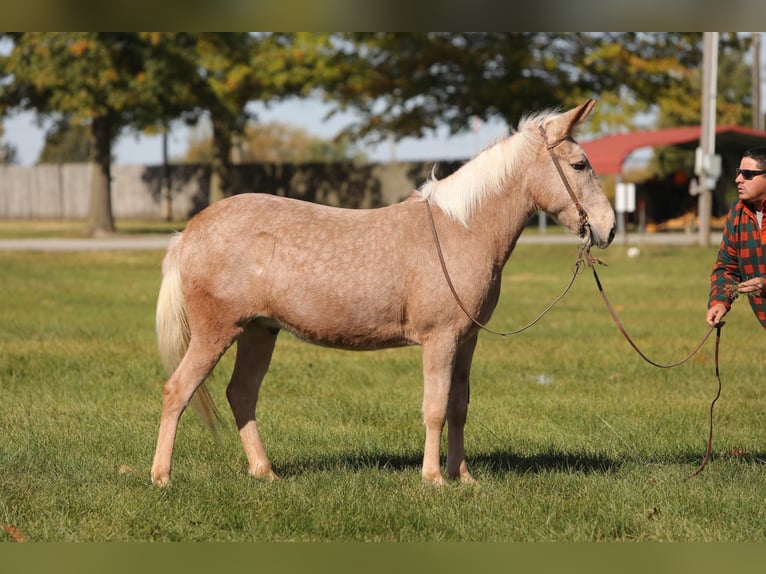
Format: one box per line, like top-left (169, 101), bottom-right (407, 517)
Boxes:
top-left (706, 147), bottom-right (766, 328)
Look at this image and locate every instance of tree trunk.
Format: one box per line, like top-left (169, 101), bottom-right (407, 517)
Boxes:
top-left (160, 127), bottom-right (172, 221)
top-left (208, 118), bottom-right (232, 204)
top-left (85, 116), bottom-right (115, 236)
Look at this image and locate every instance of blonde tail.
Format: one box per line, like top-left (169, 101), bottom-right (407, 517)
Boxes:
top-left (156, 233), bottom-right (221, 439)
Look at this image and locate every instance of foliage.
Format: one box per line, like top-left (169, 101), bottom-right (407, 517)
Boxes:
top-left (0, 141), bottom-right (17, 164)
top-left (1, 33), bottom-right (142, 124)
top-left (319, 33), bottom-right (756, 144)
top-left (37, 121), bottom-right (91, 163)
top-left (651, 33), bottom-right (753, 129)
top-left (2, 242), bottom-right (766, 541)
top-left (0, 33), bottom-right (192, 235)
top-left (185, 33), bottom-right (332, 202)
top-left (323, 33), bottom-right (573, 141)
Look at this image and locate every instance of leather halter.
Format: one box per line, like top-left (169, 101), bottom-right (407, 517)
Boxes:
top-left (538, 124), bottom-right (590, 239)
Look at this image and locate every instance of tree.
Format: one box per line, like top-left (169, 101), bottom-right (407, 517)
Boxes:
top-left (0, 141), bottom-right (18, 164)
top-left (569, 32), bottom-right (750, 133)
top-left (0, 33), bottom-right (339, 222)
top-left (186, 33), bottom-right (331, 202)
top-left (37, 121), bottom-right (91, 163)
top-left (0, 33), bottom-right (173, 234)
top-left (321, 33), bottom-right (753, 144)
top-left (653, 33), bottom-right (752, 128)
top-left (131, 33), bottom-right (208, 220)
top-left (323, 33), bottom-right (574, 142)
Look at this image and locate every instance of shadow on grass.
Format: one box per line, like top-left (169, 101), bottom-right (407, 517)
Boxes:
top-left (274, 448), bottom-right (629, 478)
top-left (471, 449), bottom-right (621, 476)
top-left (267, 439), bottom-right (766, 478)
top-left (731, 451), bottom-right (766, 465)
top-left (652, 449), bottom-right (766, 468)
top-left (275, 451), bottom-right (423, 477)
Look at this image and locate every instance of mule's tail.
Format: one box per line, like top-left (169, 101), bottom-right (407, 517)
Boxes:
top-left (156, 233), bottom-right (221, 439)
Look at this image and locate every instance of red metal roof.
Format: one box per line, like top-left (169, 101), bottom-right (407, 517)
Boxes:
top-left (581, 125), bottom-right (766, 175)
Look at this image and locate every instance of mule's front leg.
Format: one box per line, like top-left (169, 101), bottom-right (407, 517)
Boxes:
top-left (446, 401), bottom-right (475, 484)
top-left (420, 341), bottom-right (455, 485)
top-left (446, 334), bottom-right (477, 484)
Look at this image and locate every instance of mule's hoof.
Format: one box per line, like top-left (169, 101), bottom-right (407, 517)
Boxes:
top-left (446, 463), bottom-right (477, 484)
top-left (422, 473), bottom-right (445, 486)
top-left (151, 473), bottom-right (171, 487)
top-left (249, 466), bottom-right (279, 481)
top-left (448, 469), bottom-right (477, 484)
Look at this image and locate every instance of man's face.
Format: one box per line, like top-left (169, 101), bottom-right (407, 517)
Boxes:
top-left (736, 157), bottom-right (766, 208)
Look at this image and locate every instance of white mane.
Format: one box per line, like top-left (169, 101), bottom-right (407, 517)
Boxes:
top-left (418, 108), bottom-right (560, 227)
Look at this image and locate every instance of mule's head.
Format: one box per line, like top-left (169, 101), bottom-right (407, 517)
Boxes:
top-left (533, 99), bottom-right (615, 249)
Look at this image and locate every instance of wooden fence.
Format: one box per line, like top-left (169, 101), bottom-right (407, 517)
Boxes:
top-left (0, 160), bottom-right (464, 220)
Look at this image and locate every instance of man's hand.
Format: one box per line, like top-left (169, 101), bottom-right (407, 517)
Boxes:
top-left (706, 303), bottom-right (729, 327)
top-left (737, 277), bottom-right (766, 297)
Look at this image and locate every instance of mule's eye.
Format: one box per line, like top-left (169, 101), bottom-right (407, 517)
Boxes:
top-left (571, 161), bottom-right (587, 171)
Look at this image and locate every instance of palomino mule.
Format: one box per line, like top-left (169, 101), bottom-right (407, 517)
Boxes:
top-left (151, 99), bottom-right (615, 486)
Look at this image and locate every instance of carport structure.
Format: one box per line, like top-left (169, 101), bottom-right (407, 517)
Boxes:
top-left (581, 125), bottom-right (766, 236)
top-left (582, 125), bottom-right (766, 177)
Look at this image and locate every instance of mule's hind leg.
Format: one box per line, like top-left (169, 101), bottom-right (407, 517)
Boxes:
top-left (151, 337), bottom-right (232, 486)
top-left (226, 321), bottom-right (279, 480)
top-left (446, 334), bottom-right (478, 483)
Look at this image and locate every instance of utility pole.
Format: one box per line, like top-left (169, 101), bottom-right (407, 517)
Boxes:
top-left (697, 32), bottom-right (719, 247)
top-left (754, 33), bottom-right (763, 131)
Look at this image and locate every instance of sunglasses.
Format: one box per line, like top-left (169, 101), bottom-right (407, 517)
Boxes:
top-left (736, 168), bottom-right (766, 180)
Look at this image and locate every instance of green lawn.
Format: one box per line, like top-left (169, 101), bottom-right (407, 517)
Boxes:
top-left (0, 219), bottom-right (186, 239)
top-left (2, 241), bottom-right (766, 541)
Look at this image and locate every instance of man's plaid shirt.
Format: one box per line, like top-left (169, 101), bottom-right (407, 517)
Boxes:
top-left (709, 199), bottom-right (766, 328)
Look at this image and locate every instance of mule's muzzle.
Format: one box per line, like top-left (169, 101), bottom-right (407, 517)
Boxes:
top-left (584, 221), bottom-right (616, 249)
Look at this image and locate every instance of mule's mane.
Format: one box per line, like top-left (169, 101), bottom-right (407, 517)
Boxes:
top-left (418, 108), bottom-right (561, 227)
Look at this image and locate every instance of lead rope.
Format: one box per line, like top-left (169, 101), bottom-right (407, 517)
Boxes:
top-left (685, 323), bottom-right (724, 479)
top-left (428, 193), bottom-right (723, 476)
top-left (582, 248), bottom-right (724, 478)
top-left (430, 115), bottom-right (723, 476)
top-left (585, 250), bottom-right (717, 368)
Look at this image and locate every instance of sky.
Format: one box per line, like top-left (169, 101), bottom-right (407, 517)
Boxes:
top-left (1, 96), bottom-right (511, 166)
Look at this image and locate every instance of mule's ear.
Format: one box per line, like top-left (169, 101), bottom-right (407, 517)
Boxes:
top-left (570, 98), bottom-right (597, 128)
top-left (544, 99), bottom-right (598, 141)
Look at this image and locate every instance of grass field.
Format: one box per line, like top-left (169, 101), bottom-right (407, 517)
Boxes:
top-left (2, 236), bottom-right (766, 542)
top-left (0, 219), bottom-right (186, 239)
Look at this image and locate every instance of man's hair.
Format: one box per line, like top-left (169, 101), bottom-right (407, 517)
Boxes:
top-left (743, 147), bottom-right (766, 169)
